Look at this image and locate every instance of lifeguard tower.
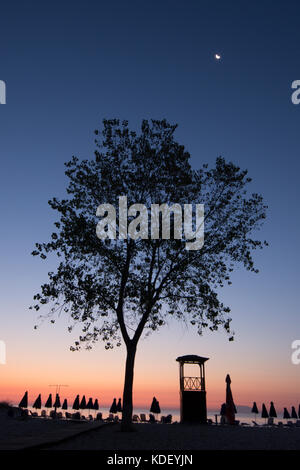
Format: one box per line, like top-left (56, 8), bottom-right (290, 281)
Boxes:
top-left (176, 354), bottom-right (209, 424)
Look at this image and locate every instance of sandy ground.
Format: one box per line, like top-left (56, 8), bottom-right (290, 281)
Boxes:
top-left (0, 410), bottom-right (104, 450)
top-left (2, 409), bottom-right (300, 450)
top-left (47, 423), bottom-right (300, 450)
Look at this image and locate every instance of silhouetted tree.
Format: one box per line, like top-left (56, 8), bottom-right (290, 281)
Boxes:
top-left (31, 119), bottom-right (267, 430)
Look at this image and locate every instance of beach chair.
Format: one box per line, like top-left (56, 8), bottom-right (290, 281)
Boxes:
top-left (73, 412), bottom-right (81, 420)
top-left (149, 413), bottom-right (156, 423)
top-left (20, 410), bottom-right (30, 420)
top-left (165, 414), bottom-right (172, 424)
top-left (41, 410), bottom-right (47, 418)
top-left (65, 412), bottom-right (72, 419)
top-left (267, 417), bottom-right (274, 426)
top-left (106, 413), bottom-right (114, 422)
top-left (96, 412), bottom-right (103, 421)
top-left (88, 415), bottom-right (93, 421)
top-left (21, 409), bottom-right (29, 418)
top-left (132, 414), bottom-right (139, 422)
top-left (57, 412), bottom-right (63, 419)
top-left (114, 415), bottom-right (119, 422)
top-left (140, 413), bottom-right (147, 422)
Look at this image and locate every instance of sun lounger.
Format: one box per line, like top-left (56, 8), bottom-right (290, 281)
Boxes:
top-left (161, 414), bottom-right (172, 424)
top-left (149, 413), bottom-right (156, 423)
top-left (20, 409), bottom-right (30, 419)
top-left (132, 414), bottom-right (139, 422)
top-left (140, 413), bottom-right (147, 422)
top-left (41, 410), bottom-right (47, 418)
top-left (96, 412), bottom-right (103, 421)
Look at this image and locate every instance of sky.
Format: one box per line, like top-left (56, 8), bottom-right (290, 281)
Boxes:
top-left (0, 0), bottom-right (300, 414)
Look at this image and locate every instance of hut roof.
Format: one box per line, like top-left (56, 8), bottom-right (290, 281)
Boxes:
top-left (176, 355), bottom-right (209, 364)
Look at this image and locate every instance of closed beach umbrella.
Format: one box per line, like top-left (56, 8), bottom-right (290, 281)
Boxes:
top-left (110, 398), bottom-right (117, 414)
top-left (261, 403), bottom-right (269, 422)
top-left (291, 406), bottom-right (297, 419)
top-left (150, 397), bottom-right (157, 413)
top-left (283, 408), bottom-right (290, 419)
top-left (93, 399), bottom-right (99, 411)
top-left (53, 393), bottom-right (61, 409)
top-left (18, 391), bottom-right (28, 408)
top-left (117, 398), bottom-right (122, 413)
top-left (45, 394), bottom-right (52, 408)
top-left (62, 399), bottom-right (68, 410)
top-left (93, 398), bottom-right (99, 417)
top-left (149, 397), bottom-right (160, 421)
top-left (150, 397), bottom-right (160, 414)
top-left (269, 401), bottom-right (277, 418)
top-left (251, 402), bottom-right (259, 422)
top-left (79, 395), bottom-right (87, 410)
top-left (72, 395), bottom-right (80, 410)
top-left (225, 374), bottom-right (236, 425)
top-left (251, 402), bottom-right (259, 414)
top-left (87, 397), bottom-right (93, 411)
top-left (32, 394), bottom-right (42, 409)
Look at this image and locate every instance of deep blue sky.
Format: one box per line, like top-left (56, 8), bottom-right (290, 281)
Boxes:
top-left (1, 1), bottom-right (300, 406)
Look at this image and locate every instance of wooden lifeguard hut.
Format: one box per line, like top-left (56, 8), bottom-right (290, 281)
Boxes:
top-left (176, 354), bottom-right (209, 424)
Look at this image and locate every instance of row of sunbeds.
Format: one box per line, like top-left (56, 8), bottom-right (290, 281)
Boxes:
top-left (14, 408), bottom-right (173, 424)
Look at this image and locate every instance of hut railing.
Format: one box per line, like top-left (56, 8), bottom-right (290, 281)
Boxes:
top-left (183, 376), bottom-right (204, 391)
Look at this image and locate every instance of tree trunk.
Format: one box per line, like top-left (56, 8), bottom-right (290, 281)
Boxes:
top-left (121, 342), bottom-right (137, 431)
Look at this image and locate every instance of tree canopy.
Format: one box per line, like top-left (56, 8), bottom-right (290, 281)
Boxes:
top-left (31, 118), bottom-right (267, 427)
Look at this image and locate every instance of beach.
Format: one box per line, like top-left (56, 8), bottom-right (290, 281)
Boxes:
top-left (46, 423), bottom-right (300, 451)
top-left (2, 409), bottom-right (300, 451)
top-left (0, 409), bottom-right (103, 450)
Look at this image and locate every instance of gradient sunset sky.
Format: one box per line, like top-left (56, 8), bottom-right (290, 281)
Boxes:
top-left (1, 0), bottom-right (300, 412)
